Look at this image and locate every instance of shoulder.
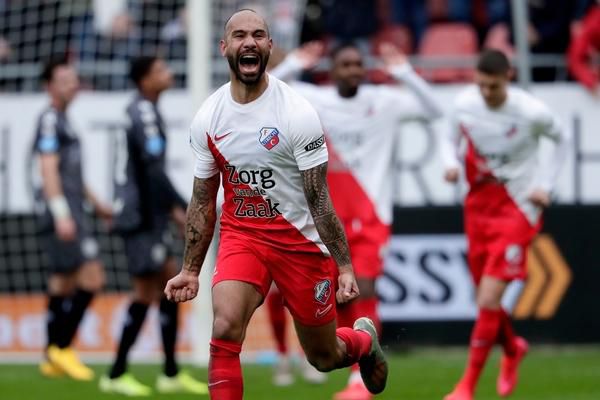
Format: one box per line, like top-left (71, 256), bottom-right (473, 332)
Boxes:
top-left (509, 87), bottom-right (552, 122)
top-left (274, 78), bottom-right (319, 116)
top-left (282, 87), bottom-right (322, 135)
top-left (454, 85), bottom-right (481, 110)
top-left (273, 81), bottom-right (324, 142)
top-left (368, 84), bottom-right (397, 98)
top-left (38, 107), bottom-right (58, 127)
top-left (191, 83), bottom-right (229, 132)
top-left (126, 97), bottom-right (157, 127)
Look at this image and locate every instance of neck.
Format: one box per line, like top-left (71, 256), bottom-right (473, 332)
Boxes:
top-left (50, 97), bottom-right (66, 112)
top-left (230, 73), bottom-right (269, 104)
top-left (140, 88), bottom-right (159, 103)
top-left (337, 85), bottom-right (358, 98)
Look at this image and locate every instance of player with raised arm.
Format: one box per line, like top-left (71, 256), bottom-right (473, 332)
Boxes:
top-left (270, 40), bottom-right (443, 399)
top-left (164, 9), bottom-right (388, 400)
top-left (100, 56), bottom-right (207, 397)
top-left (33, 58), bottom-right (112, 381)
top-left (441, 50), bottom-right (571, 400)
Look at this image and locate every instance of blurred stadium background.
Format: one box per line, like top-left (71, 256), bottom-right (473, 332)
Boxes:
top-left (1, 0), bottom-right (599, 399)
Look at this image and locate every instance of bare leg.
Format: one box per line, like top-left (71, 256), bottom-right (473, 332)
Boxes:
top-left (295, 319), bottom-right (352, 371)
top-left (295, 316), bottom-right (388, 394)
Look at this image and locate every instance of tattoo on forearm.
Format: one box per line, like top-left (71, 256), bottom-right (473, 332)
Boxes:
top-left (301, 162), bottom-right (352, 267)
top-left (182, 175), bottom-right (220, 273)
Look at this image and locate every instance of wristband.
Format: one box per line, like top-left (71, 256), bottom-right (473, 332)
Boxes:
top-left (49, 196), bottom-right (71, 219)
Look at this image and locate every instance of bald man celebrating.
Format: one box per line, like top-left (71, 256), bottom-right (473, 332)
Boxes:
top-left (164, 9), bottom-right (388, 399)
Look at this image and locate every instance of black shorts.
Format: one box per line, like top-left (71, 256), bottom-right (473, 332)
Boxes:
top-left (122, 227), bottom-right (174, 277)
top-left (41, 231), bottom-right (99, 274)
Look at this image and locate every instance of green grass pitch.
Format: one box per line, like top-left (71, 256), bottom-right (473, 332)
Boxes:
top-left (1, 347), bottom-right (599, 399)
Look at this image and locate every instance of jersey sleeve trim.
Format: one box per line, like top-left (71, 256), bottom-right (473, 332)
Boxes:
top-left (36, 111), bottom-right (59, 153)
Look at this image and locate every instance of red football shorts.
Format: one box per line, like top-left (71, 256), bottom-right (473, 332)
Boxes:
top-left (342, 217), bottom-right (390, 279)
top-left (213, 231), bottom-right (338, 326)
top-left (465, 183), bottom-right (542, 285)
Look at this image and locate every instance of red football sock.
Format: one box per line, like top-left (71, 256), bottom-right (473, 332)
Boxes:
top-left (266, 289), bottom-right (288, 354)
top-left (354, 297), bottom-right (381, 334)
top-left (337, 300), bottom-right (357, 329)
top-left (336, 327), bottom-right (372, 366)
top-left (209, 339), bottom-right (243, 400)
top-left (459, 308), bottom-right (502, 393)
top-left (498, 308), bottom-right (517, 356)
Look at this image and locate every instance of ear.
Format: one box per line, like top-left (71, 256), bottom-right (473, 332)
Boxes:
top-left (220, 39), bottom-right (226, 57)
top-left (507, 68), bottom-right (515, 81)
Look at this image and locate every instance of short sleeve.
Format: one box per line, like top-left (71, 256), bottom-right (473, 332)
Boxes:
top-left (133, 101), bottom-right (166, 159)
top-left (35, 111), bottom-right (59, 153)
top-left (190, 115), bottom-right (219, 178)
top-left (291, 103), bottom-right (328, 171)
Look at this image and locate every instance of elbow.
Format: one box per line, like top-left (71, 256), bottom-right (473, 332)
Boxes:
top-left (424, 106), bottom-right (444, 122)
top-left (431, 107), bottom-right (444, 120)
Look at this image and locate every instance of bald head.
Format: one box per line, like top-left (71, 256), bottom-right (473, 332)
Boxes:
top-left (220, 9), bottom-right (272, 86)
top-left (224, 9), bottom-right (270, 39)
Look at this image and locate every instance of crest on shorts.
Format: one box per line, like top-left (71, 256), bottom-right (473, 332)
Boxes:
top-left (259, 127), bottom-right (280, 150)
top-left (314, 279), bottom-right (331, 305)
top-left (505, 244), bottom-right (523, 265)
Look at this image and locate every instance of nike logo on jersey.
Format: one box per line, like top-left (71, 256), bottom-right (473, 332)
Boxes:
top-left (214, 131), bottom-right (232, 141)
top-left (315, 304), bottom-right (333, 319)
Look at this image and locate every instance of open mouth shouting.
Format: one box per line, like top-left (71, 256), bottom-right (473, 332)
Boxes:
top-left (238, 52), bottom-right (261, 76)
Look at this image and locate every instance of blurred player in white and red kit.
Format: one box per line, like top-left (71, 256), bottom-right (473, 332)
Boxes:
top-left (164, 9), bottom-right (388, 400)
top-left (270, 41), bottom-right (443, 398)
top-left (441, 50), bottom-right (571, 400)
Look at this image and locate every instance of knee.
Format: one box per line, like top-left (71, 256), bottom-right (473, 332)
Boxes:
top-left (306, 351), bottom-right (337, 373)
top-left (476, 293), bottom-right (501, 310)
top-left (212, 315), bottom-right (245, 343)
top-left (132, 287), bottom-right (156, 305)
top-left (78, 262), bottom-right (105, 293)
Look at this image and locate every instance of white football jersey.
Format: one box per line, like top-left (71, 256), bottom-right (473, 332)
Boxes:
top-left (190, 75), bottom-right (329, 255)
top-left (441, 85), bottom-right (570, 224)
top-left (273, 63), bottom-right (442, 228)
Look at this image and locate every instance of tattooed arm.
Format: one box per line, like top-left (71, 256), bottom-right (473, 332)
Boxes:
top-left (165, 174), bottom-right (220, 302)
top-left (301, 162), bottom-right (359, 303)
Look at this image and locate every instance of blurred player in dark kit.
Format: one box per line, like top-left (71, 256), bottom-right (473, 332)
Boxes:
top-left (100, 56), bottom-right (207, 396)
top-left (33, 58), bottom-right (112, 381)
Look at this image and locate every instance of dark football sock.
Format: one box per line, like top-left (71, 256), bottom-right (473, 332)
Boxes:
top-left (109, 302), bottom-right (149, 379)
top-left (47, 295), bottom-right (67, 349)
top-left (60, 289), bottom-right (94, 348)
top-left (160, 297), bottom-right (179, 377)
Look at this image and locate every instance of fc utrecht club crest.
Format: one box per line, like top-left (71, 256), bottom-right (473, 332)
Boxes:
top-left (314, 280), bottom-right (331, 305)
top-left (259, 127), bottom-right (280, 150)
